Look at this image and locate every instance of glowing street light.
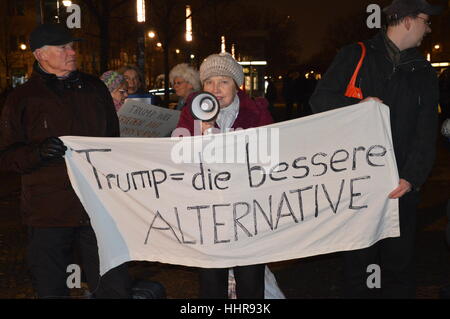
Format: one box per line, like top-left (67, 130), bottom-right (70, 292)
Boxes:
top-left (148, 31), bottom-right (156, 39)
top-left (137, 0), bottom-right (146, 23)
top-left (186, 5), bottom-right (193, 42)
top-left (175, 49), bottom-right (180, 54)
top-left (62, 0), bottom-right (72, 6)
top-left (19, 43), bottom-right (27, 51)
top-left (136, 0), bottom-right (146, 80)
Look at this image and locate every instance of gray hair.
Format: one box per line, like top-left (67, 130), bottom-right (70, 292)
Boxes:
top-left (169, 63), bottom-right (201, 91)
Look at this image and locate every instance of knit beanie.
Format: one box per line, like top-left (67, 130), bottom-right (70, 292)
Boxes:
top-left (100, 70), bottom-right (125, 92)
top-left (199, 52), bottom-right (244, 87)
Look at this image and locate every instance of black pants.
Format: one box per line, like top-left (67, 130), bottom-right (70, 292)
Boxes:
top-left (27, 226), bottom-right (131, 299)
top-left (343, 192), bottom-right (419, 298)
top-left (199, 264), bottom-right (265, 299)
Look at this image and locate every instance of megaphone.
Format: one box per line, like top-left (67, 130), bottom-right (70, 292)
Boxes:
top-left (190, 92), bottom-right (220, 122)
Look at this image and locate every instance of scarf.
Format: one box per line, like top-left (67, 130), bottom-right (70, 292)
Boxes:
top-left (382, 30), bottom-right (401, 67)
top-left (216, 94), bottom-right (239, 132)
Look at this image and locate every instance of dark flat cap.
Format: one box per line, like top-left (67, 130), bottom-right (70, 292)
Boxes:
top-left (29, 23), bottom-right (82, 51)
top-left (383, 0), bottom-right (443, 20)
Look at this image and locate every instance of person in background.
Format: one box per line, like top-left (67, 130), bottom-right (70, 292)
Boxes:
top-left (439, 68), bottom-right (450, 299)
top-left (439, 68), bottom-right (450, 122)
top-left (118, 65), bottom-right (146, 96)
top-left (439, 68), bottom-right (450, 152)
top-left (265, 77), bottom-right (278, 117)
top-left (309, 0), bottom-right (442, 298)
top-left (169, 63), bottom-right (201, 110)
top-left (100, 70), bottom-right (128, 112)
top-left (175, 52), bottom-right (273, 298)
top-left (118, 65), bottom-right (162, 106)
top-left (0, 23), bottom-right (131, 299)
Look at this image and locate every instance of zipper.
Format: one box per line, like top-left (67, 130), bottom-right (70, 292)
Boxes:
top-left (386, 57), bottom-right (424, 80)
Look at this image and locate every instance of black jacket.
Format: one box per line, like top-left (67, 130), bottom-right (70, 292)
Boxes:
top-left (310, 32), bottom-right (439, 190)
top-left (0, 63), bottom-right (119, 226)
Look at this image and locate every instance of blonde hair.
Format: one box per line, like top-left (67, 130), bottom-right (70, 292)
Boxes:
top-left (169, 63), bottom-right (201, 91)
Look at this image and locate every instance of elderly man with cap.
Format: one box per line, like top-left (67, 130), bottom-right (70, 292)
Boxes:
top-left (0, 24), bottom-right (131, 298)
top-left (310, 0), bottom-right (442, 298)
top-left (175, 52), bottom-right (273, 298)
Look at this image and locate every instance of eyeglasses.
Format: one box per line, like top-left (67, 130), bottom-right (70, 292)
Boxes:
top-left (416, 16), bottom-right (431, 27)
top-left (118, 89), bottom-right (128, 95)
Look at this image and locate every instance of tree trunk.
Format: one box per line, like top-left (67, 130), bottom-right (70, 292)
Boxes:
top-left (163, 38), bottom-right (170, 107)
top-left (98, 14), bottom-right (110, 74)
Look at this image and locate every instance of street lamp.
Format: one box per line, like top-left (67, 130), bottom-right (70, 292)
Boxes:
top-left (19, 43), bottom-right (28, 79)
top-left (55, 0), bottom-right (72, 23)
top-left (137, 0), bottom-right (146, 22)
top-left (136, 0), bottom-right (146, 82)
top-left (185, 5), bottom-right (193, 42)
top-left (148, 31), bottom-right (156, 39)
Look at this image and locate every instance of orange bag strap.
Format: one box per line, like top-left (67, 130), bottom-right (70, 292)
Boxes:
top-left (348, 42), bottom-right (366, 87)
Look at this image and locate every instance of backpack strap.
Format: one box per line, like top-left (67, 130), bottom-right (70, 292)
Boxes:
top-left (344, 42), bottom-right (366, 100)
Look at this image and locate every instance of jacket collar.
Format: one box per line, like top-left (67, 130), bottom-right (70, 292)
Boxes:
top-left (32, 61), bottom-right (84, 95)
top-left (368, 31), bottom-right (426, 66)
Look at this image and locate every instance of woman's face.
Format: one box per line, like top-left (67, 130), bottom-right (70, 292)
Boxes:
top-left (111, 82), bottom-right (128, 105)
top-left (203, 76), bottom-right (237, 109)
top-left (173, 76), bottom-right (194, 100)
top-left (123, 69), bottom-right (140, 94)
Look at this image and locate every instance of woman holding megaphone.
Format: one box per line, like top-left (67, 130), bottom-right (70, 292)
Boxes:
top-left (175, 52), bottom-right (273, 298)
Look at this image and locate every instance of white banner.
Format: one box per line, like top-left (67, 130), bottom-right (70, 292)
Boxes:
top-left (61, 101), bottom-right (399, 276)
top-left (117, 99), bottom-right (180, 137)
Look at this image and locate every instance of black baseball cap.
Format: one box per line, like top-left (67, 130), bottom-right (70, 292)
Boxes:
top-left (29, 23), bottom-right (82, 51)
top-left (383, 0), bottom-right (443, 20)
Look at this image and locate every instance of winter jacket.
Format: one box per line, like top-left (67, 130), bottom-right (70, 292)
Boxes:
top-left (310, 32), bottom-right (439, 190)
top-left (176, 90), bottom-right (273, 135)
top-left (0, 62), bottom-right (119, 227)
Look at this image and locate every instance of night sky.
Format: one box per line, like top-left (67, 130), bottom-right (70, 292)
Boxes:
top-left (260, 0), bottom-right (390, 60)
top-left (252, 0), bottom-right (442, 60)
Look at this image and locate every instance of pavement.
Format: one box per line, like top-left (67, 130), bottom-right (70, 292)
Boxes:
top-left (0, 105), bottom-right (449, 299)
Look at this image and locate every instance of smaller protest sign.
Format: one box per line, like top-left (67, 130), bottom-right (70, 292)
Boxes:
top-left (117, 99), bottom-right (180, 137)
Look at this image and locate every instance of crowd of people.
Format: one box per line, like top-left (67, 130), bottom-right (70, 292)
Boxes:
top-left (0, 0), bottom-right (449, 299)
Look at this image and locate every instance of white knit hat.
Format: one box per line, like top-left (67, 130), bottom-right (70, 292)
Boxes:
top-left (199, 52), bottom-right (244, 87)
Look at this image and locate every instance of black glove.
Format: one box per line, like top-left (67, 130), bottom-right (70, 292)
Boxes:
top-left (38, 137), bottom-right (67, 161)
